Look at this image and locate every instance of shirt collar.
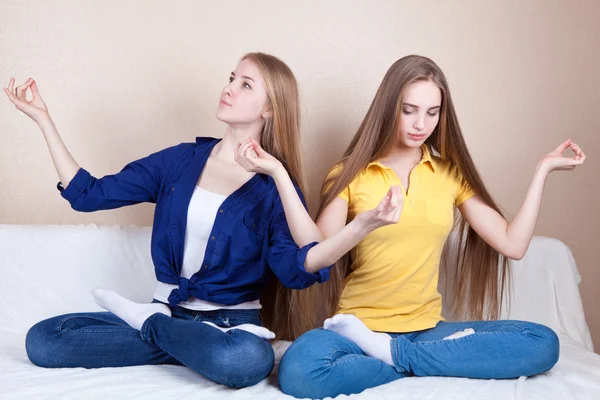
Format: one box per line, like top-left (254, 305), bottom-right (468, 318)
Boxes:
top-left (368, 145), bottom-right (436, 172)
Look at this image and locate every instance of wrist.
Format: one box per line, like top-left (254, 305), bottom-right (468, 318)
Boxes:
top-left (535, 161), bottom-right (550, 177)
top-left (350, 214), bottom-right (372, 237)
top-left (271, 161), bottom-right (287, 180)
top-left (35, 112), bottom-right (52, 126)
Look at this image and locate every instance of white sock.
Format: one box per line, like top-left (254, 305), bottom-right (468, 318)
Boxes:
top-left (324, 314), bottom-right (394, 366)
top-left (92, 288), bottom-right (171, 330)
top-left (202, 321), bottom-right (276, 340)
top-left (443, 328), bottom-right (475, 340)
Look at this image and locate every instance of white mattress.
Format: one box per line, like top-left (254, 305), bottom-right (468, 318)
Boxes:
top-left (1, 224), bottom-right (599, 399)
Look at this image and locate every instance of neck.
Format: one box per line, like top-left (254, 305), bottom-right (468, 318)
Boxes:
top-left (383, 143), bottom-right (423, 165)
top-left (212, 123), bottom-right (263, 161)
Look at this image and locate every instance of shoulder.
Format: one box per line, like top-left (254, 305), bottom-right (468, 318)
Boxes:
top-left (157, 136), bottom-right (220, 161)
top-left (429, 153), bottom-right (464, 183)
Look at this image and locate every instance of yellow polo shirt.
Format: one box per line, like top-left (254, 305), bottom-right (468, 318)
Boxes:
top-left (331, 145), bottom-right (475, 333)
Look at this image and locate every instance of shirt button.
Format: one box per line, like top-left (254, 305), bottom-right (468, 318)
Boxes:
top-left (203, 264), bottom-right (208, 268)
top-left (171, 187), bottom-right (175, 191)
top-left (219, 209), bottom-right (224, 213)
top-left (211, 236), bottom-right (215, 240)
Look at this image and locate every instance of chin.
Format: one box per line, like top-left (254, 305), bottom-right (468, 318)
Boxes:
top-left (215, 109), bottom-right (229, 123)
top-left (400, 139), bottom-right (425, 148)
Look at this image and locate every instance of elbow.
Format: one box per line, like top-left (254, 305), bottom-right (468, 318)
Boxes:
top-left (281, 278), bottom-right (312, 290)
top-left (504, 247), bottom-right (527, 261)
top-left (69, 200), bottom-right (94, 213)
top-left (509, 253), bottom-right (525, 261)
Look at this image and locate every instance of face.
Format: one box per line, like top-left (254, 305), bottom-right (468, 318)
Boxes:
top-left (216, 58), bottom-right (271, 126)
top-left (398, 80), bottom-right (442, 148)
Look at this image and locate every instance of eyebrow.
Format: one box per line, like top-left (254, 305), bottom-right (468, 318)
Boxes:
top-left (230, 72), bottom-right (255, 82)
top-left (403, 103), bottom-right (441, 110)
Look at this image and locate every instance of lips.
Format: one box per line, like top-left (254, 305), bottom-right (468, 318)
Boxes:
top-left (220, 100), bottom-right (231, 107)
top-left (408, 133), bottom-right (426, 140)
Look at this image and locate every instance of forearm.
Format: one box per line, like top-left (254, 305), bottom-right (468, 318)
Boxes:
top-left (304, 218), bottom-right (368, 273)
top-left (38, 116), bottom-right (80, 187)
top-left (272, 166), bottom-right (324, 246)
top-left (506, 164), bottom-right (549, 258)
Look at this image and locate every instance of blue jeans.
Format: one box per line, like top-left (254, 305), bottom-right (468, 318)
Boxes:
top-left (279, 320), bottom-right (560, 399)
top-left (25, 304), bottom-right (274, 388)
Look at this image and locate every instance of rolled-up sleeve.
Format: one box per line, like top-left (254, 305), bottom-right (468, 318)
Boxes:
top-left (57, 145), bottom-right (181, 212)
top-left (266, 185), bottom-right (332, 289)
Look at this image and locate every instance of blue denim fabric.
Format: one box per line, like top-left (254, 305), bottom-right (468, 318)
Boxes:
top-left (26, 304), bottom-right (274, 388)
top-left (278, 320), bottom-right (560, 398)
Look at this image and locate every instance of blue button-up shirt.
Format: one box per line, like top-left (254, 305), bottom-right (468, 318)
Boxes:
top-left (58, 137), bottom-right (330, 306)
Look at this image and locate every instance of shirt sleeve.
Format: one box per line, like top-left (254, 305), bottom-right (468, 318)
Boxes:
top-left (57, 144), bottom-right (185, 212)
top-left (455, 171), bottom-right (476, 206)
top-left (266, 183), bottom-right (332, 289)
top-left (325, 164), bottom-right (350, 202)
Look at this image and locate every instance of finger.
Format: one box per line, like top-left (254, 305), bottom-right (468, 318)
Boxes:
top-left (7, 77), bottom-right (15, 93)
top-left (380, 202), bottom-right (395, 218)
top-left (392, 186), bottom-right (403, 205)
top-left (240, 140), bottom-right (253, 152)
top-left (558, 165), bottom-right (576, 171)
top-left (565, 158), bottom-right (583, 166)
top-left (391, 199), bottom-right (402, 222)
top-left (240, 142), bottom-right (254, 158)
top-left (234, 143), bottom-right (243, 163)
top-left (250, 137), bottom-right (265, 156)
top-left (30, 79), bottom-right (41, 99)
top-left (383, 189), bottom-right (400, 215)
top-left (3, 87), bottom-right (22, 105)
top-left (389, 191), bottom-right (398, 208)
top-left (244, 145), bottom-right (257, 159)
top-left (553, 139), bottom-right (572, 154)
top-left (382, 186), bottom-right (395, 207)
top-left (3, 87), bottom-right (14, 101)
top-left (15, 79), bottom-right (33, 99)
top-left (242, 146), bottom-right (260, 168)
top-left (570, 143), bottom-right (584, 158)
top-left (240, 141), bottom-right (254, 158)
top-left (376, 195), bottom-right (390, 213)
top-left (243, 141), bottom-right (257, 158)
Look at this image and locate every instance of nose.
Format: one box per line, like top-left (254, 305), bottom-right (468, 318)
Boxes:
top-left (223, 82), bottom-right (234, 98)
top-left (413, 113), bottom-right (425, 131)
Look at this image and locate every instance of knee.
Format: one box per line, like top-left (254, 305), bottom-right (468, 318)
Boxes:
top-left (530, 325), bottom-right (560, 374)
top-left (279, 329), bottom-right (332, 398)
top-left (212, 333), bottom-right (275, 389)
top-left (25, 318), bottom-right (60, 368)
top-left (511, 322), bottom-right (560, 376)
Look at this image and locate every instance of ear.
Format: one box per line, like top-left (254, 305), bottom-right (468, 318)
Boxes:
top-left (262, 110), bottom-right (273, 119)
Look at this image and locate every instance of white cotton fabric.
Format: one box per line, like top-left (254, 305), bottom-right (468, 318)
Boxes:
top-left (1, 224), bottom-right (598, 400)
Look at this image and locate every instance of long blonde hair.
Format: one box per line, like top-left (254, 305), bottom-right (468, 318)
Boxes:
top-left (311, 55), bottom-right (510, 326)
top-left (242, 52), bottom-right (319, 340)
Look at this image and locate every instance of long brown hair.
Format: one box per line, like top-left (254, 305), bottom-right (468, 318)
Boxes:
top-left (242, 52), bottom-right (317, 340)
top-left (313, 55), bottom-right (510, 325)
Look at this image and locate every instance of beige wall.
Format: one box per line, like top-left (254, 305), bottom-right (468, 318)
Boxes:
top-left (1, 1), bottom-right (599, 347)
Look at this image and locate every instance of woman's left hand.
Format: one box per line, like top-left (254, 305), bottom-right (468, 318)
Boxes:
top-left (538, 139), bottom-right (586, 173)
top-left (235, 137), bottom-right (282, 176)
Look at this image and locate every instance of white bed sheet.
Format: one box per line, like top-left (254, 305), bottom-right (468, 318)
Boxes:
top-left (1, 224), bottom-right (598, 399)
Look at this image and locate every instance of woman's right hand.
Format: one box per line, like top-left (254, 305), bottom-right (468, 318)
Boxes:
top-left (3, 77), bottom-right (50, 124)
top-left (354, 185), bottom-right (404, 233)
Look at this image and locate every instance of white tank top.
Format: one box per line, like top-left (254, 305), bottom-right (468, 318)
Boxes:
top-left (153, 186), bottom-right (262, 311)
